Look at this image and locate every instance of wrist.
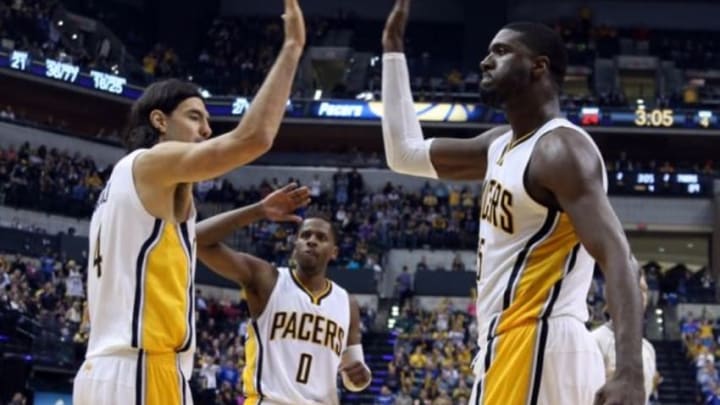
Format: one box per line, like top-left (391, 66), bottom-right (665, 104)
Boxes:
top-left (614, 364), bottom-right (644, 380)
top-left (383, 52), bottom-right (406, 60)
top-left (382, 42), bottom-right (404, 53)
top-left (282, 41), bottom-right (304, 57)
top-left (252, 202), bottom-right (268, 220)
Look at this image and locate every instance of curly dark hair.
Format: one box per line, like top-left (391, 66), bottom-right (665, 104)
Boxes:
top-left (123, 79), bottom-right (203, 151)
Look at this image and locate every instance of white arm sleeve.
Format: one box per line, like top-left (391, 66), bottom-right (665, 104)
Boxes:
top-left (381, 53), bottom-right (438, 179)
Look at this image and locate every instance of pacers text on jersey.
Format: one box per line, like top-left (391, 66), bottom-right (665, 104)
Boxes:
top-left (480, 179), bottom-right (514, 234)
top-left (270, 312), bottom-right (346, 356)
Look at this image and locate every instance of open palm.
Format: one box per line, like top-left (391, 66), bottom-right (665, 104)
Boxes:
top-left (261, 183), bottom-right (311, 222)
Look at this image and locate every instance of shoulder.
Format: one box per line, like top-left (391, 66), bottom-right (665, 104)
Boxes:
top-left (347, 294), bottom-right (360, 311)
top-left (534, 126), bottom-right (601, 170)
top-left (346, 295), bottom-right (363, 322)
top-left (112, 149), bottom-right (144, 175)
top-left (530, 126), bottom-right (604, 191)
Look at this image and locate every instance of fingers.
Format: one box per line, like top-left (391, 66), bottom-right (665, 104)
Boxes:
top-left (340, 362), bottom-right (360, 372)
top-left (343, 363), bottom-right (370, 384)
top-left (288, 186), bottom-right (310, 200)
top-left (297, 197), bottom-right (311, 208)
top-left (279, 182), bottom-right (298, 192)
top-left (342, 362), bottom-right (366, 374)
top-left (283, 214), bottom-right (303, 223)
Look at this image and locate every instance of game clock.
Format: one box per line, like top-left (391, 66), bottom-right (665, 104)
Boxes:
top-left (634, 107), bottom-right (674, 127)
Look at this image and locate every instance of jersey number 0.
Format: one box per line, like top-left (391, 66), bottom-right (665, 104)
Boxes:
top-left (295, 353), bottom-right (313, 384)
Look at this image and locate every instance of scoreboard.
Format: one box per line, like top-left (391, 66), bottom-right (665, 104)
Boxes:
top-left (1, 49), bottom-right (719, 130)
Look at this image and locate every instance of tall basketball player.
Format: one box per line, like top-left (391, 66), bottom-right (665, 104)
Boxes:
top-left (72, 1), bottom-right (307, 404)
top-left (197, 215), bottom-right (372, 405)
top-left (380, 1), bottom-right (644, 404)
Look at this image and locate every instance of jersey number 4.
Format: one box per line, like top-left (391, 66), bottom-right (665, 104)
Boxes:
top-left (295, 353), bottom-right (313, 384)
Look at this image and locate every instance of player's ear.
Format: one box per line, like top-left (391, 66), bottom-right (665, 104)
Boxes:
top-left (331, 246), bottom-right (338, 261)
top-left (532, 56), bottom-right (550, 80)
top-left (149, 109), bottom-right (167, 135)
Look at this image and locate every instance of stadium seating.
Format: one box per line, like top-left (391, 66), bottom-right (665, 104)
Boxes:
top-left (1, 1), bottom-right (719, 404)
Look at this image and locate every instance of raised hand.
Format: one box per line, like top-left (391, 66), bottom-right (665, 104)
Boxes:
top-left (261, 182), bottom-right (311, 223)
top-left (382, 0), bottom-right (410, 53)
top-left (282, 0), bottom-right (306, 49)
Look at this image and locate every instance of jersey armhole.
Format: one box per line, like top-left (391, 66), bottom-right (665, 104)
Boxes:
top-left (522, 123), bottom-right (606, 211)
top-left (522, 131), bottom-right (562, 212)
top-left (127, 149), bottom-right (159, 218)
top-left (250, 266), bottom-right (282, 322)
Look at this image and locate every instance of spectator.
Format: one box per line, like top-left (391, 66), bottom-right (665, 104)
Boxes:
top-left (310, 174), bottom-right (323, 201)
top-left (0, 105), bottom-right (16, 120)
top-left (450, 254), bottom-right (465, 272)
top-left (696, 345), bottom-right (714, 369)
top-left (8, 392), bottom-right (26, 405)
top-left (218, 359), bottom-right (240, 389)
top-left (376, 385), bottom-right (395, 405)
top-left (410, 345), bottom-right (428, 369)
top-left (395, 386), bottom-right (413, 405)
top-left (708, 386), bottom-right (720, 405)
top-left (396, 266), bottom-right (413, 309)
top-left (65, 260), bottom-right (84, 298)
top-left (700, 319), bottom-right (715, 348)
top-left (416, 256), bottom-right (429, 272)
top-left (698, 362), bottom-right (719, 397)
top-left (198, 354), bottom-right (221, 404)
top-left (452, 379), bottom-right (471, 403)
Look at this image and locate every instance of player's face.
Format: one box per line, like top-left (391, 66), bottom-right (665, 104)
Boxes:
top-left (293, 219), bottom-right (338, 274)
top-left (158, 97), bottom-right (212, 143)
top-left (479, 29), bottom-right (535, 108)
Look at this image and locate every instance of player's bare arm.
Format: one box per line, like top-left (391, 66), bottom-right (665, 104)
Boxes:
top-left (199, 246), bottom-right (277, 318)
top-left (196, 183), bottom-right (309, 246)
top-left (134, 0), bottom-right (306, 186)
top-left (381, 0), bottom-right (505, 181)
top-left (529, 127), bottom-right (645, 405)
top-left (196, 184), bottom-right (310, 315)
top-left (430, 127), bottom-right (508, 180)
top-left (340, 297), bottom-right (372, 391)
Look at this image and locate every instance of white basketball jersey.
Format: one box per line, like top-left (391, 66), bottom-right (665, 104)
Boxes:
top-left (592, 324), bottom-right (656, 402)
top-left (243, 267), bottom-right (350, 405)
top-left (476, 118), bottom-right (607, 341)
top-left (85, 149), bottom-right (197, 376)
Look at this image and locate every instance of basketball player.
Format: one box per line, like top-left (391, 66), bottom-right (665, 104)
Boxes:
top-left (592, 270), bottom-right (660, 404)
top-left (72, 1), bottom-right (307, 403)
top-left (197, 215), bottom-right (372, 404)
top-left (380, 1), bottom-right (644, 404)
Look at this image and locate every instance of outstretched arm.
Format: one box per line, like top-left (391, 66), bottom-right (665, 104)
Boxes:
top-left (532, 128), bottom-right (644, 405)
top-left (197, 183), bottom-right (309, 288)
top-left (135, 0), bottom-right (306, 186)
top-left (381, 0), bottom-right (505, 181)
top-left (197, 183), bottom-right (310, 246)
